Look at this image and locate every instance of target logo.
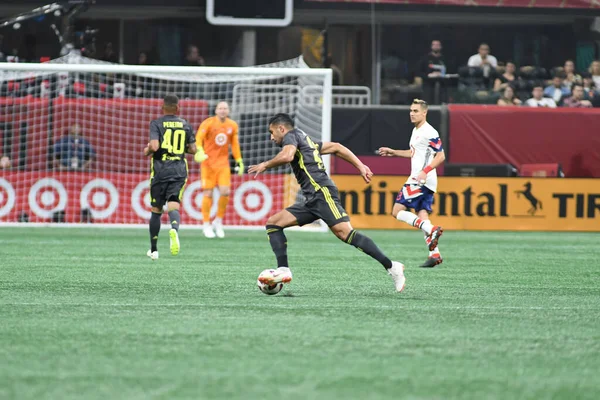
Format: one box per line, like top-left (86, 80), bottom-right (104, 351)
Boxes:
top-left (28, 178), bottom-right (68, 219)
top-left (234, 181), bottom-right (273, 222)
top-left (80, 179), bottom-right (119, 219)
top-left (215, 133), bottom-right (227, 146)
top-left (0, 178), bottom-right (16, 218)
top-left (131, 180), bottom-right (152, 220)
top-left (182, 180), bottom-right (219, 221)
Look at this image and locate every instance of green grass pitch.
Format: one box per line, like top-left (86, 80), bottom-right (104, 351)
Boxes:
top-left (1, 227), bottom-right (599, 400)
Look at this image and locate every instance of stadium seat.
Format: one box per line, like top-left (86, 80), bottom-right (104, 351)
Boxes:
top-left (520, 163), bottom-right (564, 177)
top-left (444, 163), bottom-right (518, 177)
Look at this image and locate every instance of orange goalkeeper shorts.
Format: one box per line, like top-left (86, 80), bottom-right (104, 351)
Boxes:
top-left (201, 165), bottom-right (231, 189)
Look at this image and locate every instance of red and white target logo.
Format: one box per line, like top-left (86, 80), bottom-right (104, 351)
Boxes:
top-left (131, 180), bottom-right (152, 220)
top-left (215, 133), bottom-right (227, 146)
top-left (0, 178), bottom-right (16, 218)
top-left (182, 180), bottom-right (219, 221)
top-left (234, 181), bottom-right (273, 222)
top-left (80, 179), bottom-right (119, 219)
top-left (28, 178), bottom-right (67, 218)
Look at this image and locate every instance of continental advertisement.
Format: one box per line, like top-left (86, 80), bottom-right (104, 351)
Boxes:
top-left (331, 176), bottom-right (600, 232)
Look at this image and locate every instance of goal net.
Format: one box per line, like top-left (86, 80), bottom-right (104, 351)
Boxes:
top-left (0, 53), bottom-right (332, 229)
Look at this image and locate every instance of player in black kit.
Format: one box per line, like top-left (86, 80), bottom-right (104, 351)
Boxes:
top-left (144, 94), bottom-right (197, 260)
top-left (248, 113), bottom-right (406, 292)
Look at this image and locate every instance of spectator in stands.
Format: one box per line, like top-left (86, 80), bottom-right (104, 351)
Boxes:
top-left (562, 84), bottom-right (593, 108)
top-left (6, 48), bottom-right (20, 63)
top-left (497, 86), bottom-right (522, 106)
top-left (493, 61), bottom-right (518, 92)
top-left (0, 34), bottom-right (6, 62)
top-left (418, 40), bottom-right (447, 104)
top-left (563, 60), bottom-right (582, 89)
top-left (101, 42), bottom-right (118, 63)
top-left (0, 155), bottom-right (10, 169)
top-left (582, 73), bottom-right (598, 101)
top-left (324, 54), bottom-right (343, 85)
top-left (134, 51), bottom-right (151, 97)
top-left (589, 60), bottom-right (600, 88)
top-left (544, 74), bottom-right (570, 105)
top-left (184, 45), bottom-right (205, 66)
top-left (468, 43), bottom-right (497, 78)
top-left (525, 85), bottom-right (557, 108)
top-left (53, 124), bottom-right (96, 171)
top-left (419, 40), bottom-right (446, 78)
top-left (138, 51), bottom-right (150, 65)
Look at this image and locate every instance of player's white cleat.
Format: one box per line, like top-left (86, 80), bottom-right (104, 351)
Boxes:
top-left (258, 266), bottom-right (293, 286)
top-left (169, 228), bottom-right (180, 256)
top-left (388, 261), bottom-right (406, 292)
top-left (146, 250), bottom-right (159, 261)
top-left (213, 219), bottom-right (225, 238)
top-left (203, 223), bottom-right (216, 239)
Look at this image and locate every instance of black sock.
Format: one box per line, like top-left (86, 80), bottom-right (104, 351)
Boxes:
top-left (345, 230), bottom-right (392, 269)
top-left (168, 209), bottom-right (181, 231)
top-left (149, 212), bottom-right (161, 252)
top-left (266, 225), bottom-right (288, 268)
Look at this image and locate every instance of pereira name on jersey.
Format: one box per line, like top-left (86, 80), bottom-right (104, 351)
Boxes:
top-left (149, 115), bottom-right (194, 182)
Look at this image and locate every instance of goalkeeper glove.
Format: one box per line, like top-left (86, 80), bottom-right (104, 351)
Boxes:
top-left (194, 148), bottom-right (208, 163)
top-left (235, 158), bottom-right (245, 176)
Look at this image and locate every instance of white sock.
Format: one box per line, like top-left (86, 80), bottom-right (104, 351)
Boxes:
top-left (397, 210), bottom-right (433, 234)
top-left (203, 222), bottom-right (212, 228)
top-left (429, 247), bottom-right (441, 257)
top-left (213, 217), bottom-right (222, 224)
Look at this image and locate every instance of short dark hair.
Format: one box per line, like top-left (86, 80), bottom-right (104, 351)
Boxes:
top-left (163, 94), bottom-right (179, 108)
top-left (268, 113), bottom-right (294, 129)
top-left (572, 83), bottom-right (583, 92)
top-left (412, 98), bottom-right (429, 110)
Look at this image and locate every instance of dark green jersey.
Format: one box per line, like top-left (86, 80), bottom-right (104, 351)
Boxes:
top-left (149, 115), bottom-right (195, 182)
top-left (281, 128), bottom-right (335, 197)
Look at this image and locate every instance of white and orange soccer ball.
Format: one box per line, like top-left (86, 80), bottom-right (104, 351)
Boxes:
top-left (257, 269), bottom-right (284, 295)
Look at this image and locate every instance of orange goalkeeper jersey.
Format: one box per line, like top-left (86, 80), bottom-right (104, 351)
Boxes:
top-left (195, 116), bottom-right (241, 169)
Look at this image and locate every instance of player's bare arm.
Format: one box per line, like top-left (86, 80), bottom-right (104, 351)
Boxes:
top-left (415, 150), bottom-right (446, 184)
top-left (186, 142), bottom-right (197, 155)
top-left (144, 140), bottom-right (159, 156)
top-left (321, 142), bottom-right (373, 183)
top-left (378, 147), bottom-right (412, 158)
top-left (248, 144), bottom-right (296, 177)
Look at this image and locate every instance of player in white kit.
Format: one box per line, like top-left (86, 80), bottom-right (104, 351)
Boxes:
top-left (378, 99), bottom-right (446, 267)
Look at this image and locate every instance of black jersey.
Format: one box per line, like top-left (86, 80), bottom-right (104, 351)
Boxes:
top-left (149, 115), bottom-right (195, 182)
top-left (281, 128), bottom-right (335, 197)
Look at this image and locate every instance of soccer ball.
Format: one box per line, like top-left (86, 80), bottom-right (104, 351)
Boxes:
top-left (257, 269), bottom-right (283, 295)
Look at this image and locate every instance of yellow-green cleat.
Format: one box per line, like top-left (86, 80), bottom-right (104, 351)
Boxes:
top-left (169, 229), bottom-right (180, 256)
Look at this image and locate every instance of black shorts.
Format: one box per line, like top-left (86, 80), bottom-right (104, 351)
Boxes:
top-left (150, 179), bottom-right (186, 208)
top-left (287, 186), bottom-right (350, 227)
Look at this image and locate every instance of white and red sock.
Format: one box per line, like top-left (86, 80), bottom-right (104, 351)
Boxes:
top-left (397, 210), bottom-right (433, 234)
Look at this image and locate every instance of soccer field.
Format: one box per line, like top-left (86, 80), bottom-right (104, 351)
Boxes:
top-left (1, 227), bottom-right (599, 400)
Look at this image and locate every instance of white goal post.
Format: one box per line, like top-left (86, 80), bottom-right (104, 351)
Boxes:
top-left (0, 58), bottom-right (332, 230)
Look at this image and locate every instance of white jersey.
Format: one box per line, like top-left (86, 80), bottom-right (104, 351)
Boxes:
top-left (405, 121), bottom-right (443, 192)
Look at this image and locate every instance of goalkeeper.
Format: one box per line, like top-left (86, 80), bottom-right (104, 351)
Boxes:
top-left (194, 101), bottom-right (244, 239)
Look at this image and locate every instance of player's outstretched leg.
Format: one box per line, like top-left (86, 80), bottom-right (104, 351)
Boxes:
top-left (213, 185), bottom-right (230, 239)
top-left (332, 223), bottom-right (405, 292)
top-left (202, 189), bottom-right (216, 238)
top-left (259, 210), bottom-right (298, 286)
top-left (393, 204), bottom-right (443, 252)
top-left (415, 209), bottom-right (442, 268)
top-left (167, 202), bottom-right (181, 256)
top-left (420, 233), bottom-right (443, 268)
top-left (147, 209), bottom-right (162, 261)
